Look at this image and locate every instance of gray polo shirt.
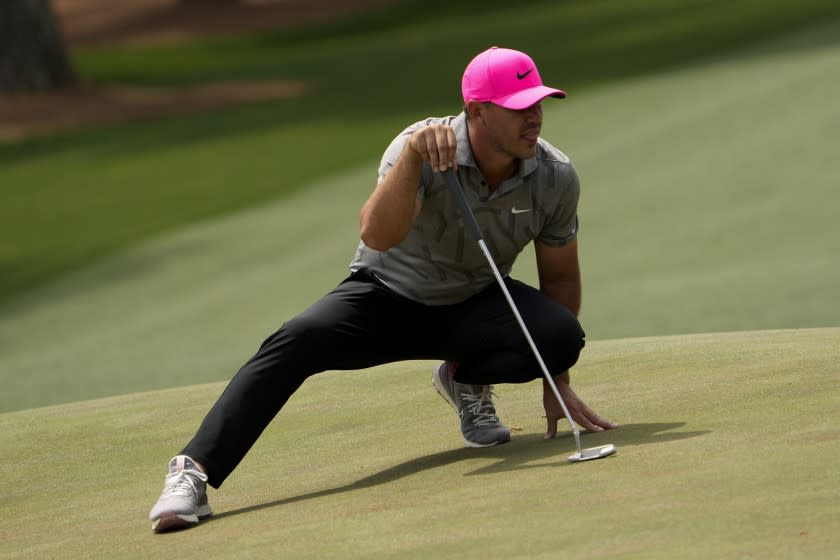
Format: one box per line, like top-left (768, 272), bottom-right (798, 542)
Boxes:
top-left (349, 112), bottom-right (580, 305)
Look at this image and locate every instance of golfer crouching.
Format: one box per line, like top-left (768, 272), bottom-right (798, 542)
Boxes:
top-left (149, 46), bottom-right (618, 533)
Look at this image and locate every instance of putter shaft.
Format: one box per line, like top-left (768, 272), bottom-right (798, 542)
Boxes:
top-left (442, 170), bottom-right (583, 454)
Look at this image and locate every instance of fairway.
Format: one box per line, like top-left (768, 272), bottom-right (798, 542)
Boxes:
top-left (2, 19), bottom-right (840, 412)
top-left (3, 3), bottom-right (840, 558)
top-left (1, 328), bottom-right (838, 559)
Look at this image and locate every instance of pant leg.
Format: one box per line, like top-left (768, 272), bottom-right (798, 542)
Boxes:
top-left (442, 277), bottom-right (585, 385)
top-left (182, 270), bottom-right (438, 488)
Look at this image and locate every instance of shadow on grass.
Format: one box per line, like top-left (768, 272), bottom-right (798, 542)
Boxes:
top-left (206, 422), bottom-right (707, 525)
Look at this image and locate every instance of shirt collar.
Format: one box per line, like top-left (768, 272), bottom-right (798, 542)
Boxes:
top-left (452, 113), bottom-right (476, 168)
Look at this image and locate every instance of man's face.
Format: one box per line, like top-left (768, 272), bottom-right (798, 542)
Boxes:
top-left (479, 102), bottom-right (543, 160)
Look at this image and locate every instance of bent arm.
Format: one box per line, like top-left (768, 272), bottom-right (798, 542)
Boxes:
top-left (359, 143), bottom-right (424, 251)
top-left (535, 238), bottom-right (618, 434)
top-left (359, 124), bottom-right (457, 251)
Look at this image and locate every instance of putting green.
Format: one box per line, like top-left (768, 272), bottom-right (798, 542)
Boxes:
top-left (1, 328), bottom-right (837, 559)
top-left (2, 21), bottom-right (840, 412)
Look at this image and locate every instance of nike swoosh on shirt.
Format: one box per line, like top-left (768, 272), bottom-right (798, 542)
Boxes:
top-left (511, 207), bottom-right (531, 214)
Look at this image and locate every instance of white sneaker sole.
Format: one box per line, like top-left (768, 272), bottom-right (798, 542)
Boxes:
top-left (152, 505), bottom-right (212, 533)
top-left (462, 435), bottom-right (509, 448)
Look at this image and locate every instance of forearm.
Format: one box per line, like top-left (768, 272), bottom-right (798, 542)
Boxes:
top-left (359, 144), bottom-right (423, 251)
top-left (540, 277), bottom-right (581, 317)
top-left (540, 265), bottom-right (580, 390)
top-left (541, 279), bottom-right (579, 390)
top-left (543, 369), bottom-right (570, 389)
top-left (534, 239), bottom-right (581, 316)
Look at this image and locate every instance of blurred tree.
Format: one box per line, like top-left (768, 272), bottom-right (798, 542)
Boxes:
top-left (0, 0), bottom-right (77, 94)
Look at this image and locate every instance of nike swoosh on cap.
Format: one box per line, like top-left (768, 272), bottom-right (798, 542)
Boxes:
top-left (516, 68), bottom-right (534, 80)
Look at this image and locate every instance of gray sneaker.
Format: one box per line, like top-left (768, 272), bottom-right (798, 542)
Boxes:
top-left (432, 361), bottom-right (511, 447)
top-left (149, 455), bottom-right (213, 532)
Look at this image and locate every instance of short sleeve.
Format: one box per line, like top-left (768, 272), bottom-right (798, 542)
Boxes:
top-left (537, 163), bottom-right (580, 247)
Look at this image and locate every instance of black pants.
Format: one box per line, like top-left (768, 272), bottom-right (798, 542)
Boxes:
top-left (183, 269), bottom-right (585, 488)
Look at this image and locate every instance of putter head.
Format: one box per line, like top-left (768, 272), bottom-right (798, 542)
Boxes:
top-left (567, 444), bottom-right (617, 463)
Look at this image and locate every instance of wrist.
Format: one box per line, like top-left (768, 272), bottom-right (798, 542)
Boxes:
top-left (403, 138), bottom-right (425, 163)
top-left (544, 371), bottom-right (570, 386)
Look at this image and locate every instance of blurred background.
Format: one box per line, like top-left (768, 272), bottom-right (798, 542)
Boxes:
top-left (2, 0), bottom-right (839, 412)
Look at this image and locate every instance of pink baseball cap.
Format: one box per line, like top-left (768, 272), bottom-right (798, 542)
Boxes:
top-left (461, 47), bottom-right (566, 110)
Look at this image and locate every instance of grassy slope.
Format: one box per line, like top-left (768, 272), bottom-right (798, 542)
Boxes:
top-left (521, 18), bottom-right (840, 339)
top-left (1, 329), bottom-right (838, 559)
top-left (2, 0), bottom-right (840, 303)
top-left (1, 21), bottom-right (838, 412)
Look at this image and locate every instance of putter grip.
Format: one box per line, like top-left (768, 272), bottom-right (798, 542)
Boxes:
top-left (442, 169), bottom-right (483, 241)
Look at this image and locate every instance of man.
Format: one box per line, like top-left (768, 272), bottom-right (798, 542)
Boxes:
top-left (149, 46), bottom-right (617, 533)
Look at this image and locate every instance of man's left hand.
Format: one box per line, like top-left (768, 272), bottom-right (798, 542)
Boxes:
top-left (543, 371), bottom-right (618, 439)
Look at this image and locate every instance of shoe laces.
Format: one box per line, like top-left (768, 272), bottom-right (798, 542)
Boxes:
top-left (162, 468), bottom-right (207, 498)
top-left (461, 387), bottom-right (500, 427)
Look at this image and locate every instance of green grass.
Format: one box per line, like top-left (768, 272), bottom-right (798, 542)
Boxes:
top-left (2, 328), bottom-right (838, 559)
top-left (2, 19), bottom-right (838, 412)
top-left (531, 19), bottom-right (840, 339)
top-left (2, 5), bottom-right (838, 557)
top-left (3, 0), bottom-right (840, 304)
top-left (73, 0), bottom-right (840, 93)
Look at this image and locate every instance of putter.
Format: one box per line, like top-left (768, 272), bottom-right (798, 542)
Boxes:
top-left (442, 169), bottom-right (616, 463)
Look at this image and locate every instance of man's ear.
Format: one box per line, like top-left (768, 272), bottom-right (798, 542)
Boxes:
top-left (465, 100), bottom-right (484, 121)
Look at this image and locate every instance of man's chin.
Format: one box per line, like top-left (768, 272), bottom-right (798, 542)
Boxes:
top-left (519, 145), bottom-right (538, 159)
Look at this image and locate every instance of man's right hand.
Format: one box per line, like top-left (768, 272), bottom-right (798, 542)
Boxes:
top-left (408, 124), bottom-right (458, 172)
